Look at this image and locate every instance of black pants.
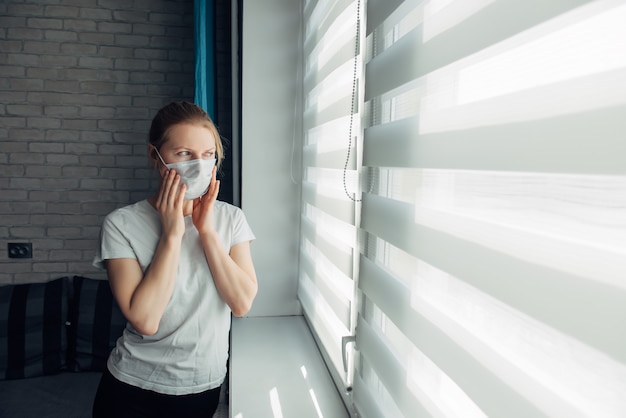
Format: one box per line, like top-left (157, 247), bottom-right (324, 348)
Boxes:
top-left (92, 369), bottom-right (221, 418)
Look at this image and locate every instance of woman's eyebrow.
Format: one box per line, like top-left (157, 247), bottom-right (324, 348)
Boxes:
top-left (169, 146), bottom-right (215, 152)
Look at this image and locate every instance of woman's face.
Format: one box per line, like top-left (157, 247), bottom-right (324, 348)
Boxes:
top-left (153, 123), bottom-right (217, 176)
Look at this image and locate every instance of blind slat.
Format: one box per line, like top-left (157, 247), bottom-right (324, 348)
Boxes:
top-left (303, 144), bottom-right (356, 170)
top-left (365, 0), bottom-right (405, 35)
top-left (355, 314), bottom-right (434, 418)
top-left (301, 216), bottom-right (354, 279)
top-left (364, 0), bottom-right (592, 101)
top-left (298, 254), bottom-right (352, 328)
top-left (358, 262), bottom-right (554, 418)
top-left (304, 0), bottom-right (354, 54)
top-left (302, 181), bottom-right (355, 224)
top-left (303, 92), bottom-right (355, 131)
top-left (352, 373), bottom-right (386, 418)
top-left (360, 193), bottom-right (626, 362)
top-left (364, 26), bottom-right (418, 101)
top-left (298, 278), bottom-right (348, 379)
top-left (300, 255), bottom-right (350, 328)
top-left (304, 35), bottom-right (357, 94)
top-left (363, 103), bottom-right (626, 174)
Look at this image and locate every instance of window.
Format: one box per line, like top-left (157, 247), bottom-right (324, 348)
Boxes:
top-left (299, 0), bottom-right (626, 416)
top-left (298, 0), bottom-right (362, 399)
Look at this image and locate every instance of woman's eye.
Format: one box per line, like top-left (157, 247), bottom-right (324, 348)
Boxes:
top-left (177, 151), bottom-right (191, 157)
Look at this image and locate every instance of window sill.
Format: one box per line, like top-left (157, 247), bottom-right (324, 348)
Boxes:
top-left (230, 316), bottom-right (349, 418)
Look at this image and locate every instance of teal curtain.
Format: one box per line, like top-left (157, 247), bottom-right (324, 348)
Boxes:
top-left (194, 0), bottom-right (215, 118)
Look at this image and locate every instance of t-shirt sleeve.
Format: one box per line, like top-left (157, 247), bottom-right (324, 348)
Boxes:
top-left (92, 213), bottom-right (138, 270)
top-left (231, 207), bottom-right (256, 247)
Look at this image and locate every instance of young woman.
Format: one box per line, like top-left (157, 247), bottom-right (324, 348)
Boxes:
top-left (92, 102), bottom-right (257, 417)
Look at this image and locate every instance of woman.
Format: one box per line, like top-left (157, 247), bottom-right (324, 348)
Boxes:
top-left (92, 102), bottom-right (257, 417)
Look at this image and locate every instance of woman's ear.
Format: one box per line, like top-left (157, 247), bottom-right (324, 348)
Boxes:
top-left (148, 145), bottom-right (158, 167)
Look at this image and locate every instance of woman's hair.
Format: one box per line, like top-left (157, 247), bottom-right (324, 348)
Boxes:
top-left (149, 101), bottom-right (225, 169)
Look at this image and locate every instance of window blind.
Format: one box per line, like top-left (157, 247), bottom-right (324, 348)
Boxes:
top-left (297, 0), bottom-right (362, 395)
top-left (353, 0), bottom-right (626, 417)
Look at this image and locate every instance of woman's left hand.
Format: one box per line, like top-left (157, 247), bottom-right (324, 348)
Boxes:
top-left (192, 166), bottom-right (220, 235)
top-left (193, 164), bottom-right (257, 316)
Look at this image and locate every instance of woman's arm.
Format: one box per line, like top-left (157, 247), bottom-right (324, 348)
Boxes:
top-left (192, 168), bottom-right (258, 316)
top-left (106, 169), bottom-right (186, 335)
top-left (106, 234), bottom-right (181, 336)
top-left (199, 233), bottom-right (258, 317)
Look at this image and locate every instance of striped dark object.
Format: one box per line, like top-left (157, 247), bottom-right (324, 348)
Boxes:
top-left (0, 277), bottom-right (69, 380)
top-left (68, 276), bottom-right (126, 372)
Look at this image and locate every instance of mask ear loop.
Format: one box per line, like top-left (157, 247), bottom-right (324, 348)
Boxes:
top-left (152, 146), bottom-right (169, 169)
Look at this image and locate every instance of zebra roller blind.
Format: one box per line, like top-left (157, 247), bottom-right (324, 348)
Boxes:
top-left (298, 0), bottom-right (363, 394)
top-left (353, 0), bottom-right (626, 417)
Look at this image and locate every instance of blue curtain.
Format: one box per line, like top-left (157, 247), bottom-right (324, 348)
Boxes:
top-left (194, 0), bottom-right (215, 119)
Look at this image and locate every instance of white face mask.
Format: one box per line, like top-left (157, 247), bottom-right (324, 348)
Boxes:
top-left (154, 149), bottom-right (215, 200)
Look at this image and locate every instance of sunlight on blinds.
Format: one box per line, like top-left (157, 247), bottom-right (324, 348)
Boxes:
top-left (307, 2), bottom-right (358, 72)
top-left (304, 204), bottom-right (357, 288)
top-left (298, 0), bottom-right (360, 397)
top-left (409, 259), bottom-right (626, 417)
top-left (413, 170), bottom-right (626, 287)
top-left (422, 0), bottom-right (494, 41)
top-left (362, 230), bottom-right (626, 416)
top-left (301, 233), bottom-right (353, 306)
top-left (299, 271), bottom-right (351, 374)
top-left (458, 3), bottom-right (626, 104)
top-left (366, 4), bottom-right (626, 132)
top-left (355, 0), bottom-right (626, 417)
top-left (306, 116), bottom-right (351, 149)
top-left (362, 296), bottom-right (487, 418)
top-left (306, 60), bottom-right (358, 113)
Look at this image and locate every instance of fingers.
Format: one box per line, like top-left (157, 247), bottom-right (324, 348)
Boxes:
top-left (157, 169), bottom-right (185, 209)
top-left (211, 179), bottom-right (221, 200)
top-left (197, 168), bottom-right (220, 205)
top-left (207, 166), bottom-right (220, 200)
top-left (157, 169), bottom-right (174, 208)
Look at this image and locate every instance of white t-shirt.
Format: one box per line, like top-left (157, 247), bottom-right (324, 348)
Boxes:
top-left (93, 199), bottom-right (255, 395)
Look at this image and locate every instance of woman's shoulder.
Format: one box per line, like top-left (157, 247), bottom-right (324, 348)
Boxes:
top-left (214, 200), bottom-right (247, 221)
top-left (103, 200), bottom-right (155, 225)
top-left (214, 199), bottom-right (242, 212)
top-left (214, 200), bottom-right (254, 241)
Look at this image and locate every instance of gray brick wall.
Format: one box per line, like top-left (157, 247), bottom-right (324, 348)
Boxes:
top-left (0, 0), bottom-right (195, 284)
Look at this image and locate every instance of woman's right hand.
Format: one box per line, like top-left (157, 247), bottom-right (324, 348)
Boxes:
top-left (155, 168), bottom-right (186, 239)
top-left (108, 168), bottom-right (186, 336)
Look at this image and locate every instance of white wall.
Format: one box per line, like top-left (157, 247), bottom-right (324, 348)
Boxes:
top-left (241, 0), bottom-right (303, 317)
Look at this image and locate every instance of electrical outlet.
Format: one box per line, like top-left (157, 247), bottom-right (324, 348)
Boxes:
top-left (8, 243), bottom-right (33, 259)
